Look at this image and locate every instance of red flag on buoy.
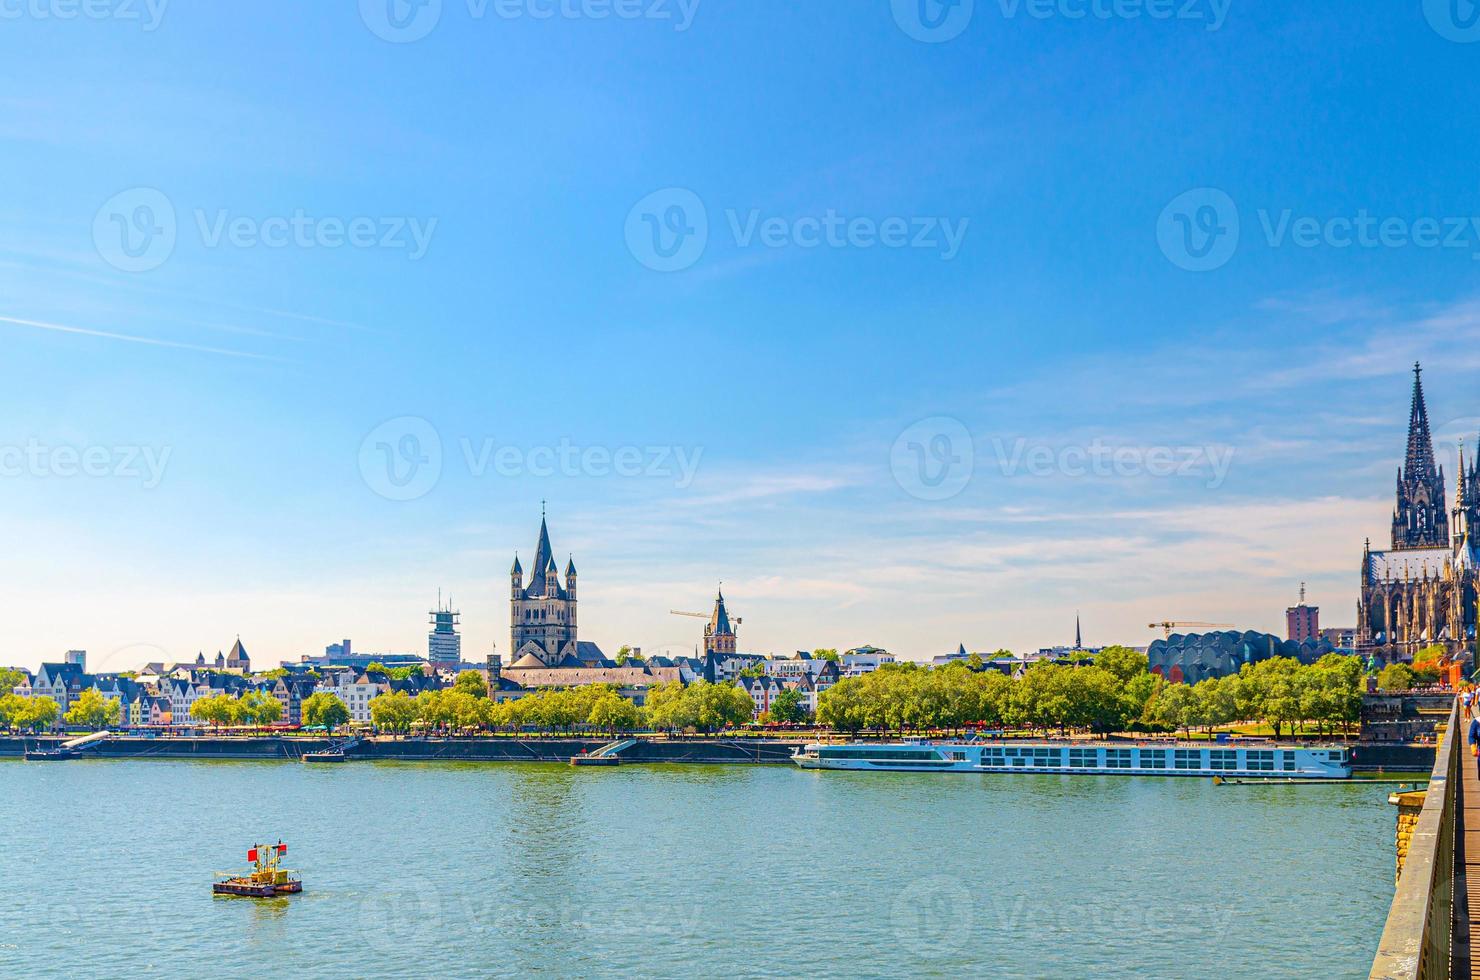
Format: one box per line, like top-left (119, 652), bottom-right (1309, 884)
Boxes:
top-left (277, 844), bottom-right (287, 854)
top-left (247, 848), bottom-right (258, 861)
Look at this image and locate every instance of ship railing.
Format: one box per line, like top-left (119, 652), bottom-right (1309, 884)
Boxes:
top-left (1368, 699), bottom-right (1457, 980)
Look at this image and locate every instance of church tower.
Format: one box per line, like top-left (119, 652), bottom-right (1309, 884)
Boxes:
top-left (704, 589), bottom-right (737, 657)
top-left (508, 512), bottom-right (578, 667)
top-left (1392, 362), bottom-right (1449, 551)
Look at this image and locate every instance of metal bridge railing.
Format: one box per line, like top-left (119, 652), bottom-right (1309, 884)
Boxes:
top-left (1370, 700), bottom-right (1458, 980)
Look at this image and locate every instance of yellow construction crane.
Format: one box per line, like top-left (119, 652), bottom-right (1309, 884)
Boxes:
top-left (670, 609), bottom-right (743, 626)
top-left (1147, 621), bottom-right (1232, 638)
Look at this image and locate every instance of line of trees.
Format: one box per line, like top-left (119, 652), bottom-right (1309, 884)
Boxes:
top-left (189, 691), bottom-right (285, 728)
top-left (0, 694), bottom-right (61, 732)
top-left (364, 678), bottom-right (753, 735)
top-left (817, 647), bottom-right (1365, 738)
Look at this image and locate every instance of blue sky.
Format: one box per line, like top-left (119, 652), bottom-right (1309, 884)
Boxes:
top-left (2, 1), bottom-right (1479, 671)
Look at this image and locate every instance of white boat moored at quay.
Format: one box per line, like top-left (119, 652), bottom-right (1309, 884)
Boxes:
top-left (790, 740), bottom-right (1351, 779)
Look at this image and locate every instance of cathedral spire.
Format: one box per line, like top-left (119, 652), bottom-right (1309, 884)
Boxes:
top-left (1075, 612), bottom-right (1082, 650)
top-left (1392, 362), bottom-right (1449, 550)
top-left (1406, 362), bottom-right (1437, 478)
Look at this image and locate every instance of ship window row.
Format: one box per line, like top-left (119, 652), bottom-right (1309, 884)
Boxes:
top-left (1068, 748), bottom-right (1097, 768)
top-left (1104, 749), bottom-right (1133, 768)
top-left (1173, 749), bottom-right (1203, 770)
top-left (1140, 750), bottom-right (1168, 769)
top-left (1209, 750), bottom-right (1238, 771)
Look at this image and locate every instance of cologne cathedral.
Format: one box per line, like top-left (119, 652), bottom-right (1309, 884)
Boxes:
top-left (1357, 364), bottom-right (1479, 664)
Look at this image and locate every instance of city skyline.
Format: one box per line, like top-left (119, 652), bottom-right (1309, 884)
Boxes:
top-left (3, 7), bottom-right (1480, 670)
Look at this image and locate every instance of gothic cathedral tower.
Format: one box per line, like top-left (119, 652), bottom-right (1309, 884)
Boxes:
top-left (1392, 362), bottom-right (1449, 550)
top-left (508, 513), bottom-right (579, 667)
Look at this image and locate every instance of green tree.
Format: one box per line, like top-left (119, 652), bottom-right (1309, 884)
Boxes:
top-left (1377, 662), bottom-right (1416, 692)
top-left (17, 696), bottom-right (60, 732)
top-left (0, 667), bottom-right (27, 693)
top-left (64, 689), bottom-right (121, 730)
top-left (1245, 658), bottom-right (1303, 739)
top-left (0, 693), bottom-right (25, 731)
top-left (817, 679), bottom-right (867, 733)
top-left (588, 692), bottom-right (643, 733)
top-left (770, 688), bottom-right (810, 724)
top-left (1093, 645), bottom-right (1149, 685)
top-left (368, 691), bottom-right (420, 733)
top-left (614, 645), bottom-right (642, 666)
top-left (417, 690), bottom-right (456, 732)
top-left (302, 692), bottom-right (350, 733)
top-left (190, 693), bottom-right (235, 728)
top-left (239, 690), bottom-right (283, 726)
top-left (1123, 671), bottom-right (1164, 725)
top-left (1150, 683), bottom-right (1196, 737)
top-left (812, 649), bottom-right (840, 663)
top-left (454, 670), bottom-right (489, 699)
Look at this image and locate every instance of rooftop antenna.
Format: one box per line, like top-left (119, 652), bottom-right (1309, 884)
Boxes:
top-left (1299, 582), bottom-right (1306, 605)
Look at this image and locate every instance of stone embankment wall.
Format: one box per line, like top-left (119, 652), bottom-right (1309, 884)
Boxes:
top-left (0, 736), bottom-right (805, 764)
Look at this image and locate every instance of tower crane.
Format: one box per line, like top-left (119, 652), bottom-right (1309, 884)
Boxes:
top-left (1147, 621), bottom-right (1232, 638)
top-left (670, 609), bottom-right (743, 626)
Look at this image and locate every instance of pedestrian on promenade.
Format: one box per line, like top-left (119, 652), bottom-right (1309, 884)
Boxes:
top-left (1469, 711), bottom-right (1480, 778)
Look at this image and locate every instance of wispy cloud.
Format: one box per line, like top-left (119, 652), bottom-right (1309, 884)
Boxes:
top-left (0, 313), bottom-right (277, 361)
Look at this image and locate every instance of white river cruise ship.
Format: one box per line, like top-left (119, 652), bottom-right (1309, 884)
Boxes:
top-left (791, 740), bottom-right (1351, 778)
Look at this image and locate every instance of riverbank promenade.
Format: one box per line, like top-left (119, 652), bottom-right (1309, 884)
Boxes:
top-left (1371, 699), bottom-right (1480, 979)
top-left (1461, 704), bottom-right (1480, 978)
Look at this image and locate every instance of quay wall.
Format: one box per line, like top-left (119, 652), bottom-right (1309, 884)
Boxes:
top-left (0, 736), bottom-right (805, 764)
top-left (0, 736), bottom-right (1432, 769)
top-left (1351, 743), bottom-right (1437, 772)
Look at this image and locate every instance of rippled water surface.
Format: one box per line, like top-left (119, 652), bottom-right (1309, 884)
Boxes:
top-left (0, 758), bottom-right (1395, 978)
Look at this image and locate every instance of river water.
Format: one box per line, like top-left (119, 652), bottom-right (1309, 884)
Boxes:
top-left (0, 758), bottom-right (1395, 978)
